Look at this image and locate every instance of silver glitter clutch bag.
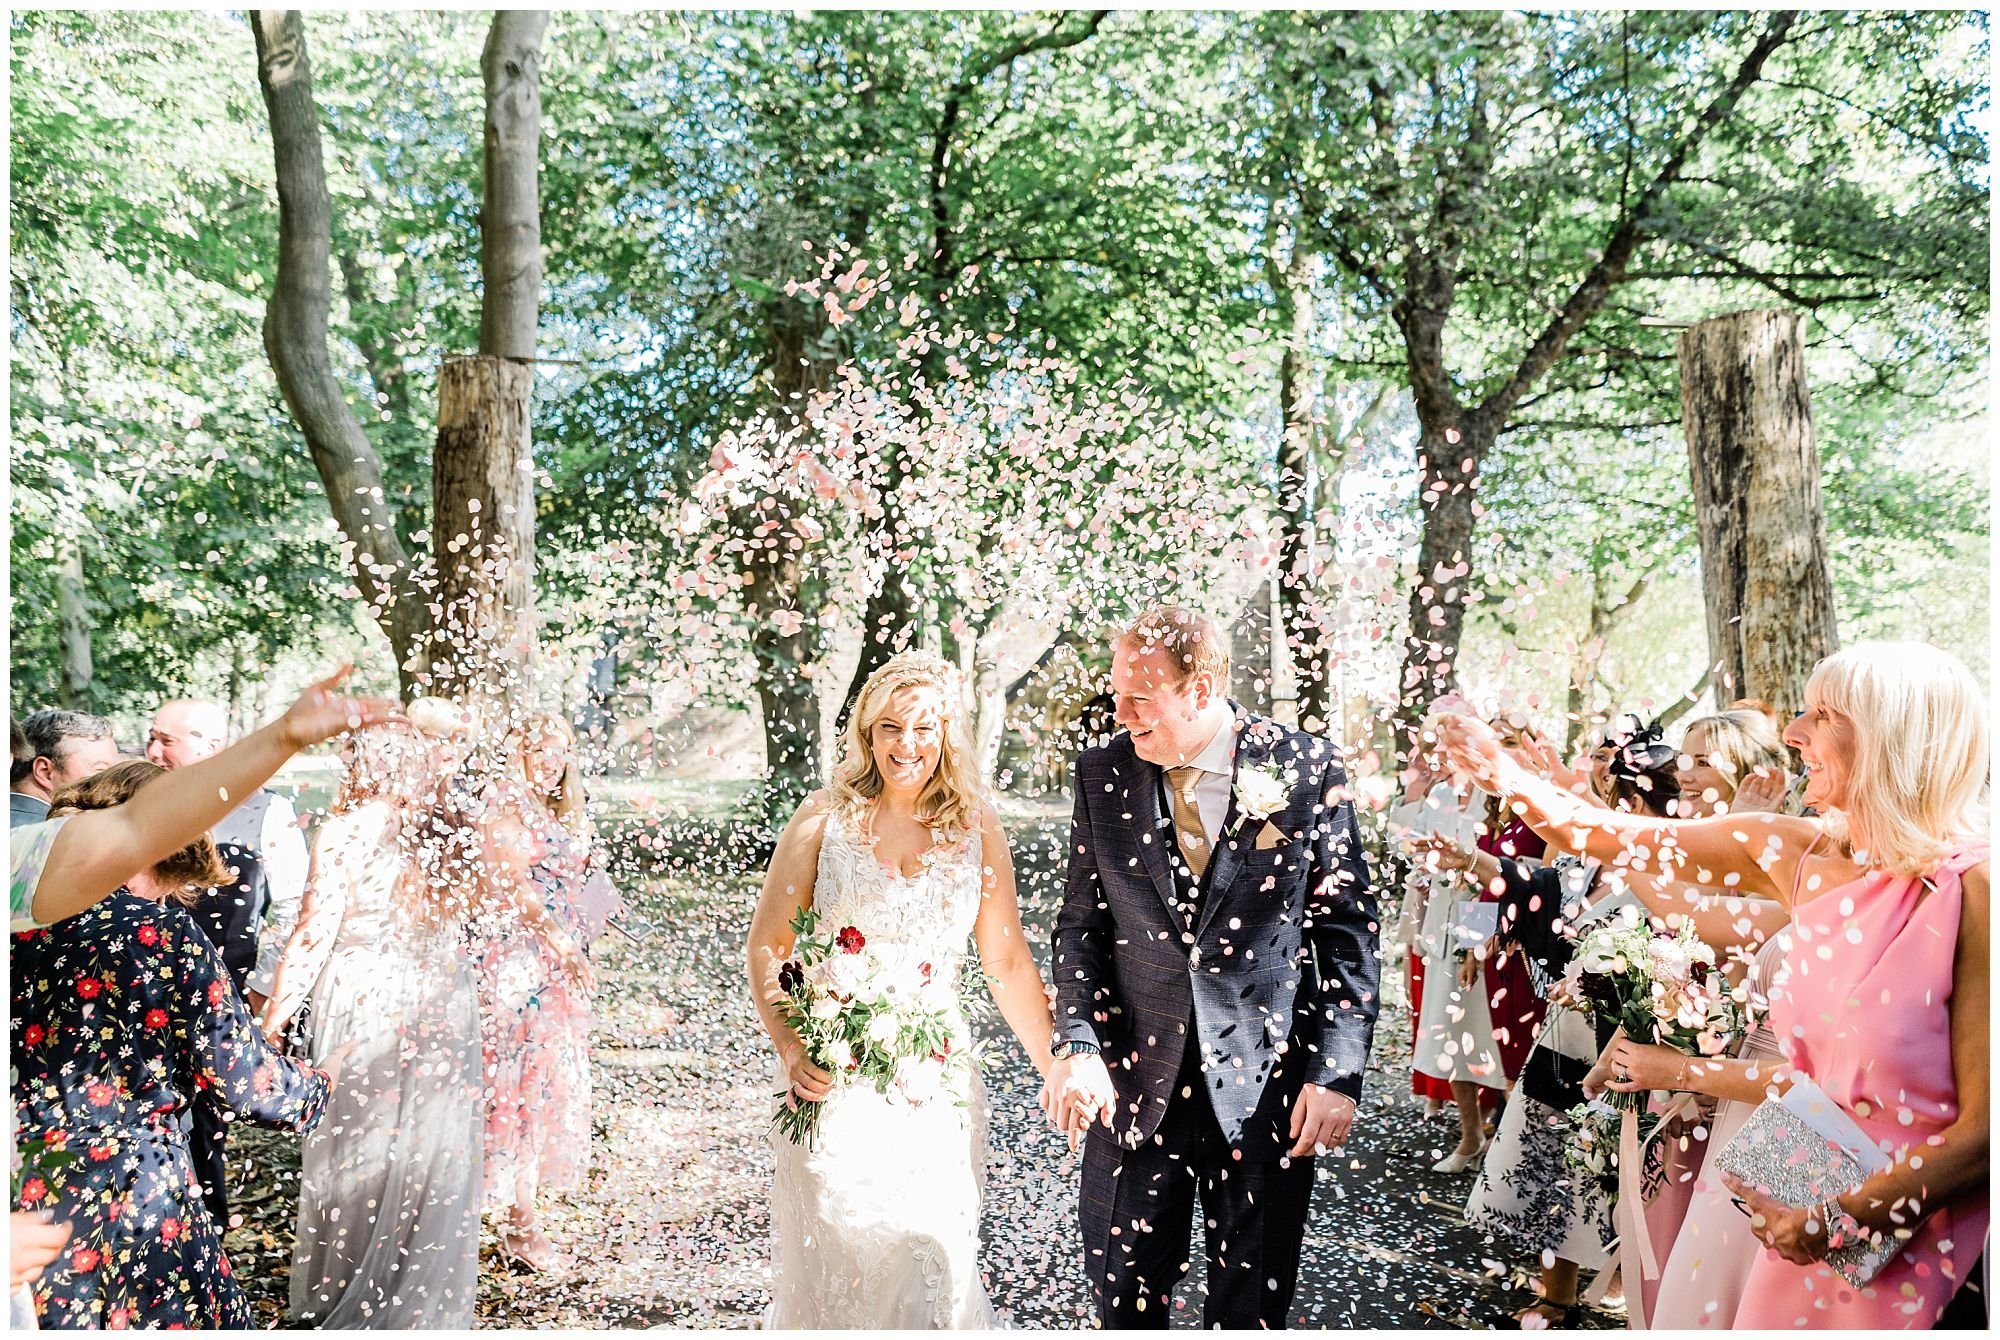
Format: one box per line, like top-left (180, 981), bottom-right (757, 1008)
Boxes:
top-left (1712, 1078), bottom-right (1900, 1288)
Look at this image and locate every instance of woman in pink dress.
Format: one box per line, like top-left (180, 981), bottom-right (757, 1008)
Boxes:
top-left (473, 713), bottom-right (601, 1271)
top-left (1579, 707), bottom-right (1794, 1327)
top-left (1439, 642), bottom-right (1989, 1329)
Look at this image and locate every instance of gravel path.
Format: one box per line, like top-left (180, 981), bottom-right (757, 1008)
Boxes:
top-left (223, 815), bottom-right (1621, 1329)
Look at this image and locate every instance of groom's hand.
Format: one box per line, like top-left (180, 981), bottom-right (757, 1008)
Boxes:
top-left (1045, 1053), bottom-right (1116, 1150)
top-left (1288, 1084), bottom-right (1357, 1158)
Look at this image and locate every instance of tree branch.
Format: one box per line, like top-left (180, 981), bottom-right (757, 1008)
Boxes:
top-left (1475, 10), bottom-right (1801, 430)
top-left (251, 10), bottom-right (424, 675)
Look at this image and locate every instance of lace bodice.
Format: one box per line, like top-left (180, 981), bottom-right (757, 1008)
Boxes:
top-left (814, 806), bottom-right (985, 994)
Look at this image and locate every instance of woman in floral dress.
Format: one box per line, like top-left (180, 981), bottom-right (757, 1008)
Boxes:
top-left (472, 713), bottom-right (599, 1270)
top-left (11, 761), bottom-right (343, 1328)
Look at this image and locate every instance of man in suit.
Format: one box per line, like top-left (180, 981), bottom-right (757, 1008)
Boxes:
top-left (1047, 606), bottom-right (1380, 1329)
top-left (11, 709), bottom-right (121, 828)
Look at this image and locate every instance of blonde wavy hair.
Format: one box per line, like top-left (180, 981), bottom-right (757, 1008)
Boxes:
top-left (1806, 641), bottom-right (1988, 878)
top-left (1679, 709), bottom-right (1790, 796)
top-left (505, 711), bottom-right (593, 843)
top-left (830, 651), bottom-right (985, 839)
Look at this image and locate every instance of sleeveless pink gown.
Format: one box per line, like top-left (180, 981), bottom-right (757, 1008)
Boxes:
top-left (1645, 930), bottom-right (1792, 1328)
top-left (1733, 842), bottom-right (1989, 1329)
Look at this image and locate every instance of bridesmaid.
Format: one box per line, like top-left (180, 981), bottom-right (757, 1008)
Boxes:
top-left (262, 723), bottom-right (485, 1326)
top-left (473, 713), bottom-right (597, 1271)
top-left (12, 762), bottom-right (343, 1329)
top-left (1438, 641), bottom-right (1989, 1329)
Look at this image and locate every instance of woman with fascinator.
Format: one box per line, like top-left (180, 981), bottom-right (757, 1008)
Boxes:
top-left (745, 651), bottom-right (1060, 1328)
top-left (1408, 712), bottom-right (1685, 1326)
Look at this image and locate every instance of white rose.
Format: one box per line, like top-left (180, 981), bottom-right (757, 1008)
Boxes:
top-left (1648, 937), bottom-right (1692, 984)
top-left (865, 1014), bottom-right (900, 1046)
top-left (1233, 766), bottom-right (1290, 821)
top-left (809, 996), bottom-right (843, 1021)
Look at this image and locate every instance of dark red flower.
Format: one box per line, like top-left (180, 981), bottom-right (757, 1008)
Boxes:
top-left (835, 926), bottom-right (866, 954)
top-left (777, 960), bottom-right (803, 995)
top-left (85, 1082), bottom-right (116, 1108)
top-left (143, 1008), bottom-right (169, 1031)
top-left (932, 1037), bottom-right (953, 1062)
top-left (70, 1247), bottom-right (102, 1273)
top-left (135, 924), bottom-right (159, 947)
top-left (920, 961), bottom-right (933, 983)
top-left (23, 1024), bottom-right (45, 1046)
top-left (76, 977), bottom-right (102, 999)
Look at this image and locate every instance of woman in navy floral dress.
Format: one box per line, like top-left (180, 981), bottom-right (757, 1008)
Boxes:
top-left (11, 761), bottom-right (340, 1329)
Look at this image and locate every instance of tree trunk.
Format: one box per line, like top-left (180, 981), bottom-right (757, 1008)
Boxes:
top-left (252, 10), bottom-right (426, 690)
top-left (1395, 413), bottom-right (1495, 748)
top-left (55, 533), bottom-right (93, 710)
top-left (1679, 309), bottom-right (1839, 716)
top-left (478, 12), bottom-right (548, 360)
top-left (1269, 208), bottom-right (1330, 734)
top-left (422, 10), bottom-right (550, 706)
top-left (430, 356), bottom-right (539, 703)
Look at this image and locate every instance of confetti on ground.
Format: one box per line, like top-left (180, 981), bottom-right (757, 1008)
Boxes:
top-left (223, 805), bottom-right (1621, 1329)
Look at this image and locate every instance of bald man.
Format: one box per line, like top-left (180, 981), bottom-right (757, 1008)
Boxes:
top-left (146, 698), bottom-right (310, 1229)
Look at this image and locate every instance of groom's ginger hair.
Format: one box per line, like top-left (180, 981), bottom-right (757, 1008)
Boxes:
top-left (1114, 606), bottom-right (1231, 692)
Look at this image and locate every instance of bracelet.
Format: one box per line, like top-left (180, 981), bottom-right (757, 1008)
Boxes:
top-left (1820, 1196), bottom-right (1868, 1251)
top-left (1051, 1039), bottom-right (1100, 1060)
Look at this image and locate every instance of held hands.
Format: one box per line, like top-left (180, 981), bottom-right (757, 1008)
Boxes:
top-left (1041, 1052), bottom-right (1116, 1152)
top-left (1288, 1083), bottom-right (1357, 1159)
top-left (1455, 952), bottom-right (1481, 990)
top-left (278, 664), bottom-right (402, 751)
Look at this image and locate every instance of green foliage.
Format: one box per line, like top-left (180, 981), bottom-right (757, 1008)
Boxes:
top-left (8, 9), bottom-right (1988, 739)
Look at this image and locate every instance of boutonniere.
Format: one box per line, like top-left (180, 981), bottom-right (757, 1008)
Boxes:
top-left (1232, 764), bottom-right (1290, 825)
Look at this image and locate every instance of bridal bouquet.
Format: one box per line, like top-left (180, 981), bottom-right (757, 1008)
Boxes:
top-left (770, 906), bottom-right (972, 1148)
top-left (1560, 915), bottom-right (1748, 1111)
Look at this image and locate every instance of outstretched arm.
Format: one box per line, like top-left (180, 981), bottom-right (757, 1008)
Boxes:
top-left (1436, 711), bottom-right (1820, 903)
top-left (27, 665), bottom-right (397, 928)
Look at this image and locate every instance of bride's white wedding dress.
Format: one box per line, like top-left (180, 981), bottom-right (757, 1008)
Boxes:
top-left (764, 807), bottom-right (997, 1330)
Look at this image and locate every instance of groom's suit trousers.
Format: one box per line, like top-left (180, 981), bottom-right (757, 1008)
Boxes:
top-left (1079, 1031), bottom-right (1316, 1330)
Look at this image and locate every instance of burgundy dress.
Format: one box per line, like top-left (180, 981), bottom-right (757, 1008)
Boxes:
top-left (1476, 818), bottom-right (1547, 1082)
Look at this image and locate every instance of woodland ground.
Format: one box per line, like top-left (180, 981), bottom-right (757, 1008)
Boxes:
top-left (224, 801), bottom-right (1620, 1329)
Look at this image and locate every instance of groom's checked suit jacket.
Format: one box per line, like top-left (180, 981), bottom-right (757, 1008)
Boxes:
top-left (1053, 705), bottom-right (1381, 1155)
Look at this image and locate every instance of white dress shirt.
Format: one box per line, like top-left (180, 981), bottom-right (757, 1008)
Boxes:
top-left (214, 789), bottom-right (309, 998)
top-left (1168, 713), bottom-right (1237, 846)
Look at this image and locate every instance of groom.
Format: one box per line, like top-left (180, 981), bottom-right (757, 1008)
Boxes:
top-left (1046, 606), bottom-right (1380, 1329)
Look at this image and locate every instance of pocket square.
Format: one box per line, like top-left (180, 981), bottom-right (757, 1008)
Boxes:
top-left (1254, 820), bottom-right (1286, 851)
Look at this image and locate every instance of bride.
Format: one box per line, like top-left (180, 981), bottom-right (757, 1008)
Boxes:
top-left (746, 650), bottom-right (1058, 1328)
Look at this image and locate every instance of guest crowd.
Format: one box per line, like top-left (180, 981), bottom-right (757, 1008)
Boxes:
top-left (6, 635), bottom-right (1989, 1332)
top-left (9, 678), bottom-right (619, 1329)
top-left (1392, 643), bottom-right (1988, 1330)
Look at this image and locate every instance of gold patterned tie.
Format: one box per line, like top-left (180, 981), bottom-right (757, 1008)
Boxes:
top-left (1166, 766), bottom-right (1210, 881)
